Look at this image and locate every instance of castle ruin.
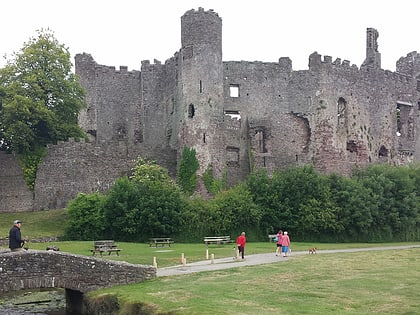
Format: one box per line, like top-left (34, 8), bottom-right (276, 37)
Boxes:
top-left (1, 7), bottom-right (420, 212)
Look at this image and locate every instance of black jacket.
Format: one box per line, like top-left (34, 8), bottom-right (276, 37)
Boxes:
top-left (9, 225), bottom-right (24, 250)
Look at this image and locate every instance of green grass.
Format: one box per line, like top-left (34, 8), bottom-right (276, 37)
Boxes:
top-left (0, 209), bottom-right (67, 239)
top-left (2, 209), bottom-right (420, 314)
top-left (94, 248), bottom-right (420, 314)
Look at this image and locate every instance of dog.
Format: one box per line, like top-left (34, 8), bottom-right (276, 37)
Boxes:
top-left (308, 247), bottom-right (317, 254)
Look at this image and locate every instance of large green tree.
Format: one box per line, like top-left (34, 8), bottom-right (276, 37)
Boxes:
top-left (101, 158), bottom-right (185, 241)
top-left (0, 28), bottom-right (86, 153)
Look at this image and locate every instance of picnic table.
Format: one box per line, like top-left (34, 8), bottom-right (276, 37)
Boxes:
top-left (149, 237), bottom-right (174, 247)
top-left (203, 236), bottom-right (232, 247)
top-left (90, 240), bottom-right (121, 256)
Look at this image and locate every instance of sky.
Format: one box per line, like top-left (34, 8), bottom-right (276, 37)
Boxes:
top-left (1, 0), bottom-right (419, 72)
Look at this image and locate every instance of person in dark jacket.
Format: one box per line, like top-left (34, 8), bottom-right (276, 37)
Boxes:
top-left (9, 220), bottom-right (25, 251)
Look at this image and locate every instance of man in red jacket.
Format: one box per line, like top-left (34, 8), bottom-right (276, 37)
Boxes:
top-left (236, 232), bottom-right (246, 259)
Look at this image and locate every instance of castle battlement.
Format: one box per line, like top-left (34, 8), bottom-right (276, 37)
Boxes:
top-left (5, 8), bottom-right (418, 213)
top-left (183, 7), bottom-right (220, 18)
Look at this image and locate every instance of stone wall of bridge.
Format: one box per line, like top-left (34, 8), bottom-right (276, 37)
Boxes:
top-left (0, 250), bottom-right (156, 294)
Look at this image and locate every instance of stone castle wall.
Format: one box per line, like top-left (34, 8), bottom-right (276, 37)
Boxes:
top-left (33, 138), bottom-right (140, 210)
top-left (0, 152), bottom-right (33, 212)
top-left (1, 7), bottom-right (420, 212)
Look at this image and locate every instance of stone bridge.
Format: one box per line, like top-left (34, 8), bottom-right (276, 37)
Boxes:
top-left (0, 249), bottom-right (156, 313)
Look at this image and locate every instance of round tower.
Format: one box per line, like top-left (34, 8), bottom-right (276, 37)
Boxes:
top-left (178, 8), bottom-right (225, 178)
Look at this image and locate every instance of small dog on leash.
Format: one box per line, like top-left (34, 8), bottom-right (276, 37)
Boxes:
top-left (308, 247), bottom-right (317, 254)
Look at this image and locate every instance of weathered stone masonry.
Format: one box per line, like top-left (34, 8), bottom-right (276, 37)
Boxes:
top-left (1, 7), bottom-right (420, 212)
top-left (0, 250), bottom-right (156, 313)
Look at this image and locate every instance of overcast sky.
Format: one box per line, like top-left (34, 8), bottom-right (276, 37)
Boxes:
top-left (1, 0), bottom-right (419, 72)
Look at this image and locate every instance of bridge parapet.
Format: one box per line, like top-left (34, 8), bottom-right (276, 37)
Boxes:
top-left (0, 250), bottom-right (156, 294)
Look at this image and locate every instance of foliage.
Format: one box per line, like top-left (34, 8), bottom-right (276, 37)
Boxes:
top-left (212, 184), bottom-right (262, 236)
top-left (0, 29), bottom-right (86, 189)
top-left (18, 146), bottom-right (46, 191)
top-left (64, 193), bottom-right (106, 240)
top-left (101, 159), bottom-right (184, 241)
top-left (130, 157), bottom-right (172, 184)
top-left (0, 29), bottom-right (86, 153)
top-left (202, 164), bottom-right (227, 195)
top-left (61, 160), bottom-right (420, 243)
top-left (177, 147), bottom-right (199, 196)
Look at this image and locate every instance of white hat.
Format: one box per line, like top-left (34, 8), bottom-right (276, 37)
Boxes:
top-left (284, 231), bottom-right (288, 235)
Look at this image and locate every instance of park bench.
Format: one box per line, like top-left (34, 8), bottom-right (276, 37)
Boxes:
top-left (204, 236), bottom-right (232, 246)
top-left (91, 240), bottom-right (121, 256)
top-left (149, 237), bottom-right (174, 248)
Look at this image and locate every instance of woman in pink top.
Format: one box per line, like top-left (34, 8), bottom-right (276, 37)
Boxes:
top-left (281, 231), bottom-right (290, 257)
top-left (275, 230), bottom-right (283, 256)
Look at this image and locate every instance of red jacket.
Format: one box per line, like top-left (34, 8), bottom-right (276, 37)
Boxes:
top-left (236, 235), bottom-right (246, 247)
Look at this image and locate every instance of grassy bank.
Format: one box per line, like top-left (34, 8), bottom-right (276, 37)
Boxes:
top-left (0, 209), bottom-right (67, 239)
top-left (2, 209), bottom-right (420, 314)
top-left (93, 248), bottom-right (420, 314)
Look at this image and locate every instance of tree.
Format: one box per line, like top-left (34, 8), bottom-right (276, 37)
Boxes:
top-left (102, 159), bottom-right (184, 241)
top-left (178, 147), bottom-right (199, 195)
top-left (0, 28), bottom-right (86, 153)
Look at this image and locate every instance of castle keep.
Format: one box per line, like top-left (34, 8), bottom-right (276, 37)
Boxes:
top-left (1, 8), bottom-right (420, 212)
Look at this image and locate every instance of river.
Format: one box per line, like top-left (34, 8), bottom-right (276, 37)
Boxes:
top-left (0, 288), bottom-right (66, 314)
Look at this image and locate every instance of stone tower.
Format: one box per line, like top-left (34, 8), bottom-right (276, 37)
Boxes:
top-left (178, 8), bottom-right (225, 176)
top-left (362, 28), bottom-right (381, 68)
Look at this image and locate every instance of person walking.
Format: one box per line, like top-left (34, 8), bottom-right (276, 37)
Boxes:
top-left (275, 230), bottom-right (283, 256)
top-left (236, 232), bottom-right (247, 259)
top-left (281, 231), bottom-right (291, 257)
top-left (9, 220), bottom-right (25, 252)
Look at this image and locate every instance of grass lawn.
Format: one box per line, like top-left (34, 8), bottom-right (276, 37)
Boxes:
top-left (94, 248), bottom-right (420, 314)
top-left (1, 209), bottom-right (420, 314)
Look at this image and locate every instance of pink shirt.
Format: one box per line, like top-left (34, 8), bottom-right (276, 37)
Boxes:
top-left (276, 233), bottom-right (283, 245)
top-left (281, 234), bottom-right (290, 246)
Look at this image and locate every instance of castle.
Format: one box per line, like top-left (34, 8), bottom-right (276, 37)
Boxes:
top-left (1, 7), bottom-right (420, 212)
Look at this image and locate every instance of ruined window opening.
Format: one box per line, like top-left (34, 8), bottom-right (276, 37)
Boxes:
top-left (337, 97), bottom-right (346, 117)
top-left (378, 145), bottom-right (388, 157)
top-left (203, 133), bottom-right (206, 143)
top-left (188, 104), bottom-right (195, 118)
top-left (224, 110), bottom-right (241, 120)
top-left (226, 146), bottom-right (240, 165)
top-left (256, 129), bottom-right (266, 153)
top-left (418, 100), bottom-right (420, 111)
top-left (396, 104), bottom-right (401, 136)
top-left (199, 80), bottom-right (203, 93)
top-left (346, 140), bottom-right (358, 153)
top-left (263, 157), bottom-right (266, 167)
top-left (296, 154), bottom-right (299, 162)
top-left (229, 85), bottom-right (239, 97)
top-left (183, 45), bottom-right (193, 60)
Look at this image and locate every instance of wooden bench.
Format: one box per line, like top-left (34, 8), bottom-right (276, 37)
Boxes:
top-left (91, 240), bottom-right (121, 256)
top-left (204, 236), bottom-right (232, 247)
top-left (268, 234), bottom-right (277, 242)
top-left (149, 237), bottom-right (174, 248)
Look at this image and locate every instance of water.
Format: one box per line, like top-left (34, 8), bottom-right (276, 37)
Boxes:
top-left (0, 288), bottom-right (66, 315)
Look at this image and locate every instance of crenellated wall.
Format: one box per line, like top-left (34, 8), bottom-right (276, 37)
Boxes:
top-left (2, 9), bottom-right (420, 212)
